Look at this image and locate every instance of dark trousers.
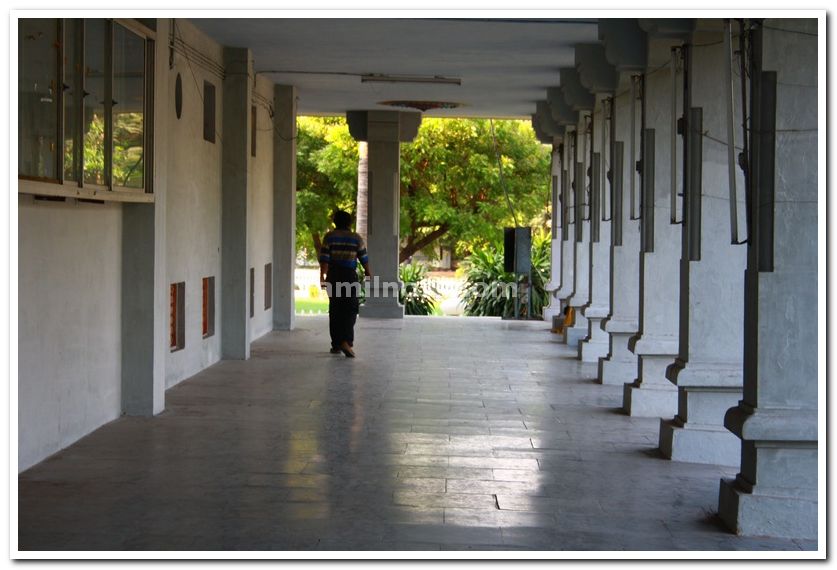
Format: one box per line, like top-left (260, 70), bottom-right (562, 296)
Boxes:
top-left (327, 267), bottom-right (360, 348)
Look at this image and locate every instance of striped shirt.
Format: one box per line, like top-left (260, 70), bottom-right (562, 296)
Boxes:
top-left (319, 229), bottom-right (368, 269)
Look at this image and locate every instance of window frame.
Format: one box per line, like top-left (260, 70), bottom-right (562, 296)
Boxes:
top-left (18, 17), bottom-right (156, 202)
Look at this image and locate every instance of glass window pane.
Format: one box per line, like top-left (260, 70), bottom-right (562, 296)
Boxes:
top-left (18, 19), bottom-right (59, 179)
top-left (112, 23), bottom-right (144, 189)
top-left (63, 20), bottom-right (81, 182)
top-left (83, 20), bottom-right (106, 186)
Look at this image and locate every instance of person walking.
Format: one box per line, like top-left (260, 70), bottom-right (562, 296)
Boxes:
top-left (319, 210), bottom-right (372, 357)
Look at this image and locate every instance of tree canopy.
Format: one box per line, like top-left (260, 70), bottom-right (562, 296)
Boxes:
top-left (296, 116), bottom-right (551, 264)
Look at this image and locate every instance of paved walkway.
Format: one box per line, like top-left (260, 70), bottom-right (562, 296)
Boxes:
top-left (18, 316), bottom-right (815, 551)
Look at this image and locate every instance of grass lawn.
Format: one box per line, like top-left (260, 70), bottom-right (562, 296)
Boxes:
top-left (295, 297), bottom-right (329, 315)
top-left (295, 296), bottom-right (446, 316)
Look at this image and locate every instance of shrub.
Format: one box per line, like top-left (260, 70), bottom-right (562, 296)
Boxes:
top-left (399, 263), bottom-right (439, 316)
top-left (461, 232), bottom-right (550, 318)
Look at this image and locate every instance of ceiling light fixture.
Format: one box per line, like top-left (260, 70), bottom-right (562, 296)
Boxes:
top-left (360, 73), bottom-right (461, 86)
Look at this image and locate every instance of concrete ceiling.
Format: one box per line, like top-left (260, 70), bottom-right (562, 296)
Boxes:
top-left (191, 18), bottom-right (599, 118)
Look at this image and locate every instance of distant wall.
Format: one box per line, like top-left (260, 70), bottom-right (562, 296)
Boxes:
top-left (164, 20), bottom-right (225, 388)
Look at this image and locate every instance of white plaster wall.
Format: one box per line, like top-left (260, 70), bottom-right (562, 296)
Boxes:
top-left (249, 75), bottom-right (275, 341)
top-left (18, 196), bottom-right (123, 471)
top-left (165, 20), bottom-right (224, 388)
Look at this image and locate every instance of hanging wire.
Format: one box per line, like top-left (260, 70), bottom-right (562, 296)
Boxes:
top-left (489, 118), bottom-right (519, 227)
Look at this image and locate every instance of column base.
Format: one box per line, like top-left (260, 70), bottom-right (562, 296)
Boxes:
top-left (597, 329), bottom-right (637, 385)
top-left (579, 315), bottom-right (609, 363)
top-left (564, 326), bottom-right (586, 348)
top-left (622, 380), bottom-right (678, 418)
top-left (359, 300), bottom-right (404, 319)
top-left (658, 419), bottom-right (740, 466)
top-left (598, 357), bottom-right (636, 385)
top-left (718, 478), bottom-right (817, 539)
top-left (543, 303), bottom-right (562, 322)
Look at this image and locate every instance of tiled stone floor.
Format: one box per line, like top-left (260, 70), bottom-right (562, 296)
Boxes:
top-left (18, 316), bottom-right (816, 552)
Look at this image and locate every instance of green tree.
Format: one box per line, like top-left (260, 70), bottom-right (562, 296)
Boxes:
top-left (295, 116), bottom-right (551, 264)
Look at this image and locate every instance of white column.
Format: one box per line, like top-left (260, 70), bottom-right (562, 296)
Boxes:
top-left (622, 49), bottom-right (679, 418)
top-left (120, 18), bottom-right (170, 415)
top-left (542, 143), bottom-right (564, 322)
top-left (347, 111), bottom-right (421, 319)
top-left (719, 18), bottom-right (819, 539)
top-left (659, 37), bottom-right (746, 466)
top-left (579, 95), bottom-right (612, 362)
top-left (272, 85), bottom-right (297, 331)
top-left (220, 47), bottom-right (252, 359)
top-left (553, 127), bottom-right (576, 335)
top-left (564, 111), bottom-right (592, 348)
top-left (599, 74), bottom-right (641, 385)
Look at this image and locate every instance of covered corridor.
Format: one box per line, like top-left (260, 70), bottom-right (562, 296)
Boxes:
top-left (18, 317), bottom-right (814, 551)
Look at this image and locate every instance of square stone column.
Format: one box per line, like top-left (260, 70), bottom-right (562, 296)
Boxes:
top-left (622, 48), bottom-right (680, 418)
top-left (119, 18), bottom-right (171, 415)
top-left (220, 47), bottom-right (253, 359)
top-left (347, 111), bottom-right (421, 319)
top-left (658, 35), bottom-right (746, 466)
top-left (579, 95), bottom-right (612, 362)
top-left (599, 74), bottom-right (641, 386)
top-left (552, 128), bottom-right (576, 337)
top-left (564, 111), bottom-right (592, 348)
top-left (272, 85), bottom-right (297, 331)
top-left (718, 18), bottom-right (818, 539)
top-left (542, 142), bottom-right (564, 321)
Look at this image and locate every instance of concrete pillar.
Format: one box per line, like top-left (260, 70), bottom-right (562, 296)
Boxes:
top-left (579, 94), bottom-right (612, 362)
top-left (598, 74), bottom-right (641, 385)
top-left (542, 143), bottom-right (564, 322)
top-left (718, 18), bottom-right (818, 539)
top-left (347, 111), bottom-right (421, 319)
top-left (552, 127), bottom-right (576, 334)
top-left (220, 47), bottom-right (252, 359)
top-left (564, 110), bottom-right (592, 348)
top-left (120, 18), bottom-right (170, 415)
top-left (658, 32), bottom-right (746, 466)
top-left (622, 42), bottom-right (680, 418)
top-left (272, 85), bottom-right (297, 331)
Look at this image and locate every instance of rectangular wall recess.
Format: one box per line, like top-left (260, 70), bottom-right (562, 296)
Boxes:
top-left (170, 281), bottom-right (185, 351)
top-left (264, 263), bottom-right (272, 310)
top-left (202, 276), bottom-right (215, 338)
top-left (203, 81), bottom-right (216, 143)
top-left (250, 267), bottom-right (255, 318)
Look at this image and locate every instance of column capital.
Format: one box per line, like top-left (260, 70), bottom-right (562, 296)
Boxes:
top-left (346, 110), bottom-right (422, 143)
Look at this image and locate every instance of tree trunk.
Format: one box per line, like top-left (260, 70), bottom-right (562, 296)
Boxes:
top-left (356, 141), bottom-right (368, 241)
top-left (399, 224), bottom-right (449, 263)
top-left (312, 232), bottom-right (322, 257)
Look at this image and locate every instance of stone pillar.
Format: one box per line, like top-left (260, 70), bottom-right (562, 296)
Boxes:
top-left (220, 47), bottom-right (252, 359)
top-left (564, 110), bottom-right (592, 348)
top-left (542, 143), bottom-right (564, 322)
top-left (622, 44), bottom-right (680, 418)
top-left (120, 18), bottom-right (170, 415)
top-left (718, 18), bottom-right (818, 539)
top-left (579, 94), bottom-right (612, 362)
top-left (598, 74), bottom-right (642, 385)
top-left (552, 127), bottom-right (576, 332)
top-left (347, 111), bottom-right (421, 319)
top-left (659, 33), bottom-right (746, 466)
top-left (272, 85), bottom-right (297, 331)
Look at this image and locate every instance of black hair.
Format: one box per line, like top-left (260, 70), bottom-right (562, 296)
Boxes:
top-left (333, 210), bottom-right (352, 230)
top-left (331, 210), bottom-right (352, 230)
